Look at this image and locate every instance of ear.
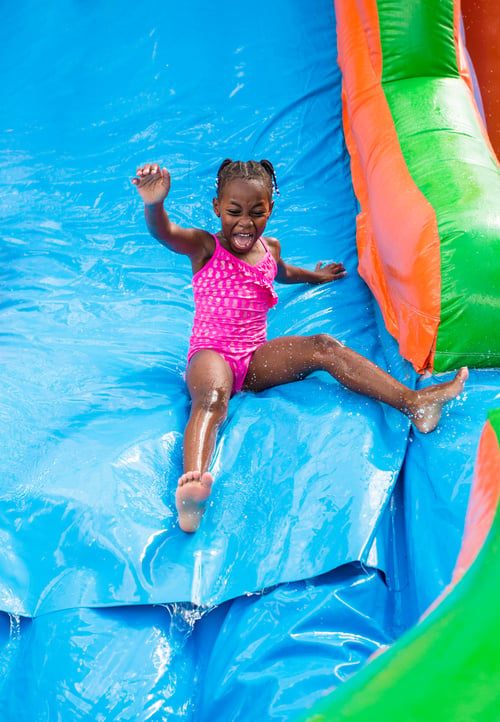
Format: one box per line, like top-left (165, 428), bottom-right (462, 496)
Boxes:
top-left (213, 197), bottom-right (220, 217)
top-left (269, 200), bottom-right (274, 215)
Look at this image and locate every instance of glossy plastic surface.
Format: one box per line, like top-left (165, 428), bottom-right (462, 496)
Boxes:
top-left (402, 370), bottom-right (500, 616)
top-left (2, 0), bottom-right (499, 720)
top-left (301, 409), bottom-right (500, 722)
top-left (0, 0), bottom-right (415, 617)
top-left (0, 566), bottom-right (394, 721)
top-left (337, 0), bottom-right (500, 372)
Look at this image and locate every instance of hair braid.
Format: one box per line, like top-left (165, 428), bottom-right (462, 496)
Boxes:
top-left (216, 158), bottom-right (278, 199)
top-left (259, 159), bottom-right (279, 195)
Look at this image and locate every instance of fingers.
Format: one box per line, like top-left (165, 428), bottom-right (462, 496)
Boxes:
top-left (307, 260), bottom-right (350, 285)
top-left (333, 267), bottom-right (348, 281)
top-left (316, 261), bottom-right (345, 271)
top-left (136, 162), bottom-right (162, 177)
top-left (334, 264), bottom-right (347, 276)
top-left (327, 262), bottom-right (347, 277)
top-left (314, 261), bottom-right (347, 280)
top-left (131, 162), bottom-right (167, 184)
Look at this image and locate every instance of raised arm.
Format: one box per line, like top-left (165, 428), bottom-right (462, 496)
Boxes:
top-left (131, 163), bottom-right (210, 261)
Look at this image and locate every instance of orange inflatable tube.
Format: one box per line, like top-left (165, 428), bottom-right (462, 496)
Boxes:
top-left (335, 0), bottom-right (441, 372)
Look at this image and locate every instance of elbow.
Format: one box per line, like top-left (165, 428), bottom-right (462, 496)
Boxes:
top-left (275, 272), bottom-right (289, 285)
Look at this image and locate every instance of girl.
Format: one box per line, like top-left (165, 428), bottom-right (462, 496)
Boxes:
top-left (132, 159), bottom-right (468, 533)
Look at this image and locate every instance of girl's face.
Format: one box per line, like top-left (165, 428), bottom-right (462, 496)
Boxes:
top-left (213, 178), bottom-right (273, 254)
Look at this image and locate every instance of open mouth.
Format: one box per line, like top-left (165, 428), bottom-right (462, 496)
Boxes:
top-left (232, 232), bottom-right (254, 251)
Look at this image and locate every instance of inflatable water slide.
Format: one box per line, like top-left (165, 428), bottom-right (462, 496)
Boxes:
top-left (1, 0), bottom-right (499, 719)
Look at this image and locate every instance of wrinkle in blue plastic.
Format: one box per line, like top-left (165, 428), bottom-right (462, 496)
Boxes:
top-left (0, 0), bottom-right (410, 617)
top-left (402, 369), bottom-right (500, 617)
top-left (0, 566), bottom-right (393, 722)
top-left (2, 0), bottom-right (499, 720)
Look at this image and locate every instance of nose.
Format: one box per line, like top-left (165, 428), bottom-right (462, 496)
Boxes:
top-left (237, 215), bottom-right (253, 229)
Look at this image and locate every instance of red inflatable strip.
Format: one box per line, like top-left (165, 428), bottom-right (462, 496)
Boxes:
top-left (454, 0), bottom-right (500, 165)
top-left (461, 0), bottom-right (500, 160)
top-left (422, 414), bottom-right (500, 619)
top-left (452, 418), bottom-right (500, 584)
top-left (335, 0), bottom-right (442, 372)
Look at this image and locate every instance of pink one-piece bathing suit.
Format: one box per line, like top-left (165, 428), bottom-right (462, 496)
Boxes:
top-left (187, 234), bottom-right (278, 393)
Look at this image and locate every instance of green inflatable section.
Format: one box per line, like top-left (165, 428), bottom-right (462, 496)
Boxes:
top-left (297, 3), bottom-right (500, 719)
top-left (379, 0), bottom-right (500, 372)
top-left (300, 409), bottom-right (500, 722)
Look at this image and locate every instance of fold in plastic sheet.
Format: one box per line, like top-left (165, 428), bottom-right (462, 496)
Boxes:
top-left (0, 0), bottom-right (416, 616)
top-left (0, 365), bottom-right (409, 615)
top-left (0, 564), bottom-right (394, 722)
top-left (1, 0), bottom-right (499, 717)
top-left (401, 369), bottom-right (500, 617)
top-left (2, 140), bottom-right (411, 616)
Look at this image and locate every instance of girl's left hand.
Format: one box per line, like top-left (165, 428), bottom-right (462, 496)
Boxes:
top-left (313, 261), bottom-right (347, 283)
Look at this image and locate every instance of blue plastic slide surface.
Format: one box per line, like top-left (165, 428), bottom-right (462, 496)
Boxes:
top-left (1, 0), bottom-right (499, 719)
top-left (1, 0), bottom-right (409, 616)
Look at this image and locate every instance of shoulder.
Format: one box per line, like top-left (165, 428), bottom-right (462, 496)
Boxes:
top-left (262, 235), bottom-right (281, 263)
top-left (190, 230), bottom-right (217, 275)
top-left (183, 227), bottom-right (215, 251)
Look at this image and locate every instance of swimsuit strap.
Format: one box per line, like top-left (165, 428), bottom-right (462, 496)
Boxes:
top-left (259, 237), bottom-right (270, 254)
top-left (211, 233), bottom-right (222, 255)
top-left (259, 237), bottom-right (277, 270)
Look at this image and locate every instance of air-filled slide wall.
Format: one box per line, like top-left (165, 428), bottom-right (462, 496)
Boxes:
top-left (1, 0), bottom-right (500, 720)
top-left (298, 1), bottom-right (500, 719)
top-left (301, 408), bottom-right (500, 721)
top-left (336, 0), bottom-right (500, 373)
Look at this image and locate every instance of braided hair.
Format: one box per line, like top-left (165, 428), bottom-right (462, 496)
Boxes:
top-left (215, 159), bottom-right (279, 199)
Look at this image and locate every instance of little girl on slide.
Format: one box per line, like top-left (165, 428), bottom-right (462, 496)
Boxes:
top-left (132, 159), bottom-right (468, 533)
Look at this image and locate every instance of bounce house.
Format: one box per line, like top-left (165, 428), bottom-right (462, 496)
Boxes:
top-left (1, 0), bottom-right (499, 719)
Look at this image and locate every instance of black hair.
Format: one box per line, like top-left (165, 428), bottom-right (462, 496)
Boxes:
top-left (215, 159), bottom-right (279, 199)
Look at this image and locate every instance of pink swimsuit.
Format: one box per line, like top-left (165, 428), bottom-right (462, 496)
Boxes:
top-left (187, 234), bottom-right (278, 393)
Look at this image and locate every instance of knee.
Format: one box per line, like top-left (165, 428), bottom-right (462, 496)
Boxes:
top-left (311, 333), bottom-right (343, 359)
top-left (192, 386), bottom-right (230, 418)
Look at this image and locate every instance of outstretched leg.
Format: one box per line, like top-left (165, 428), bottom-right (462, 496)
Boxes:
top-left (176, 350), bottom-right (233, 533)
top-left (243, 334), bottom-right (467, 432)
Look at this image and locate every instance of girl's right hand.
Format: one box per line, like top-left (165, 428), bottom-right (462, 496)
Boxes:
top-left (131, 163), bottom-right (171, 205)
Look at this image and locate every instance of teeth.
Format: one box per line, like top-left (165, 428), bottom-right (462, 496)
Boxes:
top-left (233, 232), bottom-right (253, 249)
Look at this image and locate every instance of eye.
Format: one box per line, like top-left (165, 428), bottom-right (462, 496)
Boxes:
top-left (226, 209), bottom-right (241, 216)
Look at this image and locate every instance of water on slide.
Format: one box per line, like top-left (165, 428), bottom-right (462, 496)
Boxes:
top-left (1, 0), bottom-right (499, 719)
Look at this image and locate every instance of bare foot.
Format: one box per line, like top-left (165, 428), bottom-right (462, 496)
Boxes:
top-left (175, 470), bottom-right (213, 533)
top-left (407, 367), bottom-right (468, 433)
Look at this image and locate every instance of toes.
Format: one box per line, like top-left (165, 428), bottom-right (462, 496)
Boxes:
top-left (176, 473), bottom-right (213, 533)
top-left (179, 470), bottom-right (201, 486)
top-left (200, 472), bottom-right (214, 488)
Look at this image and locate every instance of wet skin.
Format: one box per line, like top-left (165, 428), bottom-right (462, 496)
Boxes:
top-left (132, 164), bottom-right (468, 533)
